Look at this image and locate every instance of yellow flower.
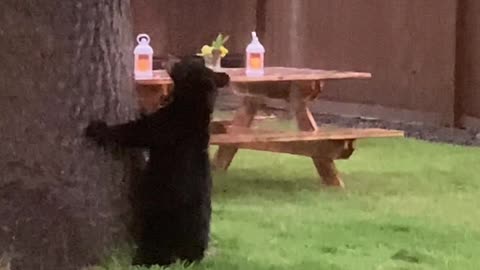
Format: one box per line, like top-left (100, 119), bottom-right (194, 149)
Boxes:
top-left (196, 45), bottom-right (213, 56)
top-left (220, 46), bottom-right (229, 57)
top-left (196, 34), bottom-right (229, 58)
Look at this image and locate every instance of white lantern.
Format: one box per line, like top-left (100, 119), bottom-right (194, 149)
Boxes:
top-left (245, 31), bottom-right (265, 77)
top-left (134, 33), bottom-right (154, 80)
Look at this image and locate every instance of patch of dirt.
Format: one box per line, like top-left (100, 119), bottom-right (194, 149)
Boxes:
top-left (215, 92), bottom-right (480, 147)
top-left (312, 113), bottom-right (480, 147)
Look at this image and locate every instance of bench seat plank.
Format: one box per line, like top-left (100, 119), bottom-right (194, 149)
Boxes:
top-left (210, 127), bottom-right (404, 145)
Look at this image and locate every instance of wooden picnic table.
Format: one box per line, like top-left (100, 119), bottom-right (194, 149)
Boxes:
top-left (135, 67), bottom-right (403, 188)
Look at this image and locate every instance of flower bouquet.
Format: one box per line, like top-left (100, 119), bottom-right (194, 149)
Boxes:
top-left (196, 33), bottom-right (229, 71)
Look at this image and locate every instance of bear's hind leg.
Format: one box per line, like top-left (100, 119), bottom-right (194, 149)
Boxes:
top-left (176, 242), bottom-right (206, 266)
top-left (132, 211), bottom-right (177, 267)
top-left (132, 242), bottom-right (176, 267)
top-left (175, 207), bottom-right (210, 265)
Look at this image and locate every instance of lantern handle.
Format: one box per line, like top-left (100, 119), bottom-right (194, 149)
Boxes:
top-left (137, 33), bottom-right (150, 44)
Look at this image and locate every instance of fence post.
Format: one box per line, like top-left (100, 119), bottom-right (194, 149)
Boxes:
top-left (454, 0), bottom-right (466, 128)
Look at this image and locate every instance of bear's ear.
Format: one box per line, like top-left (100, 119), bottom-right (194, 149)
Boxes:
top-left (213, 72), bottom-right (230, 88)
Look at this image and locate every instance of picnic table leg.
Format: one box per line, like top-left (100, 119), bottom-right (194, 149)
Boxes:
top-left (289, 82), bottom-right (345, 187)
top-left (312, 158), bottom-right (345, 187)
top-left (212, 96), bottom-right (260, 170)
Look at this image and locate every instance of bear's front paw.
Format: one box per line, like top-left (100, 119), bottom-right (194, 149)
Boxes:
top-left (85, 120), bottom-right (108, 145)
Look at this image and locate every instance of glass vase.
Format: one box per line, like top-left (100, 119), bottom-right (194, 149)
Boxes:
top-left (204, 49), bottom-right (222, 71)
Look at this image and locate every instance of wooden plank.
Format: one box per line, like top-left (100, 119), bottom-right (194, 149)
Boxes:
top-left (212, 96), bottom-right (261, 170)
top-left (211, 115), bottom-right (275, 125)
top-left (211, 140), bottom-right (355, 159)
top-left (135, 84), bottom-right (173, 114)
top-left (225, 67), bottom-right (372, 82)
top-left (209, 116), bottom-right (276, 134)
top-left (313, 158), bottom-right (344, 187)
top-left (135, 67), bottom-right (372, 85)
top-left (290, 83), bottom-right (318, 131)
top-left (288, 82), bottom-right (344, 187)
top-left (210, 128), bottom-right (404, 145)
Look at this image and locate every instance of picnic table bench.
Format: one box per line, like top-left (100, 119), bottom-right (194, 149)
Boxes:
top-left (136, 67), bottom-right (404, 188)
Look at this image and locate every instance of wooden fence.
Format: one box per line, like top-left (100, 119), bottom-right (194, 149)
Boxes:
top-left (132, 0), bottom-right (480, 129)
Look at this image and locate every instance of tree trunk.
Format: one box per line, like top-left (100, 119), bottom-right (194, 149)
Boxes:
top-left (0, 1), bottom-right (141, 269)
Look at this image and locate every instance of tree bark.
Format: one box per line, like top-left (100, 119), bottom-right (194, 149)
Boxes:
top-left (0, 1), bottom-right (141, 269)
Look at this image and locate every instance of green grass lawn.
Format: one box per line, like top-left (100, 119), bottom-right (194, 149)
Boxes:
top-left (98, 116), bottom-right (480, 270)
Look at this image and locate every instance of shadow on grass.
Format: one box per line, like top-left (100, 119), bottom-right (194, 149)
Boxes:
top-left (342, 169), bottom-right (479, 196)
top-left (171, 257), bottom-right (345, 270)
top-left (212, 168), bottom-right (340, 201)
top-left (212, 167), bottom-right (462, 201)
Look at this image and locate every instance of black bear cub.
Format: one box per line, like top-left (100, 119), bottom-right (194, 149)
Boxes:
top-left (85, 56), bottom-right (230, 267)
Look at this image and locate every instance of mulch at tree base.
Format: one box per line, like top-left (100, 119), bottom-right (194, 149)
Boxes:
top-left (215, 92), bottom-right (480, 147)
top-left (312, 113), bottom-right (480, 147)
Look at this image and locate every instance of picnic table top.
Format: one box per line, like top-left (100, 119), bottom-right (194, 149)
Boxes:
top-left (136, 66), bottom-right (372, 85)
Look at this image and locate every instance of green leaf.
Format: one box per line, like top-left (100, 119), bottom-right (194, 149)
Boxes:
top-left (217, 33), bottom-right (223, 43)
top-left (222, 35), bottom-right (230, 44)
top-left (210, 33), bottom-right (229, 49)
